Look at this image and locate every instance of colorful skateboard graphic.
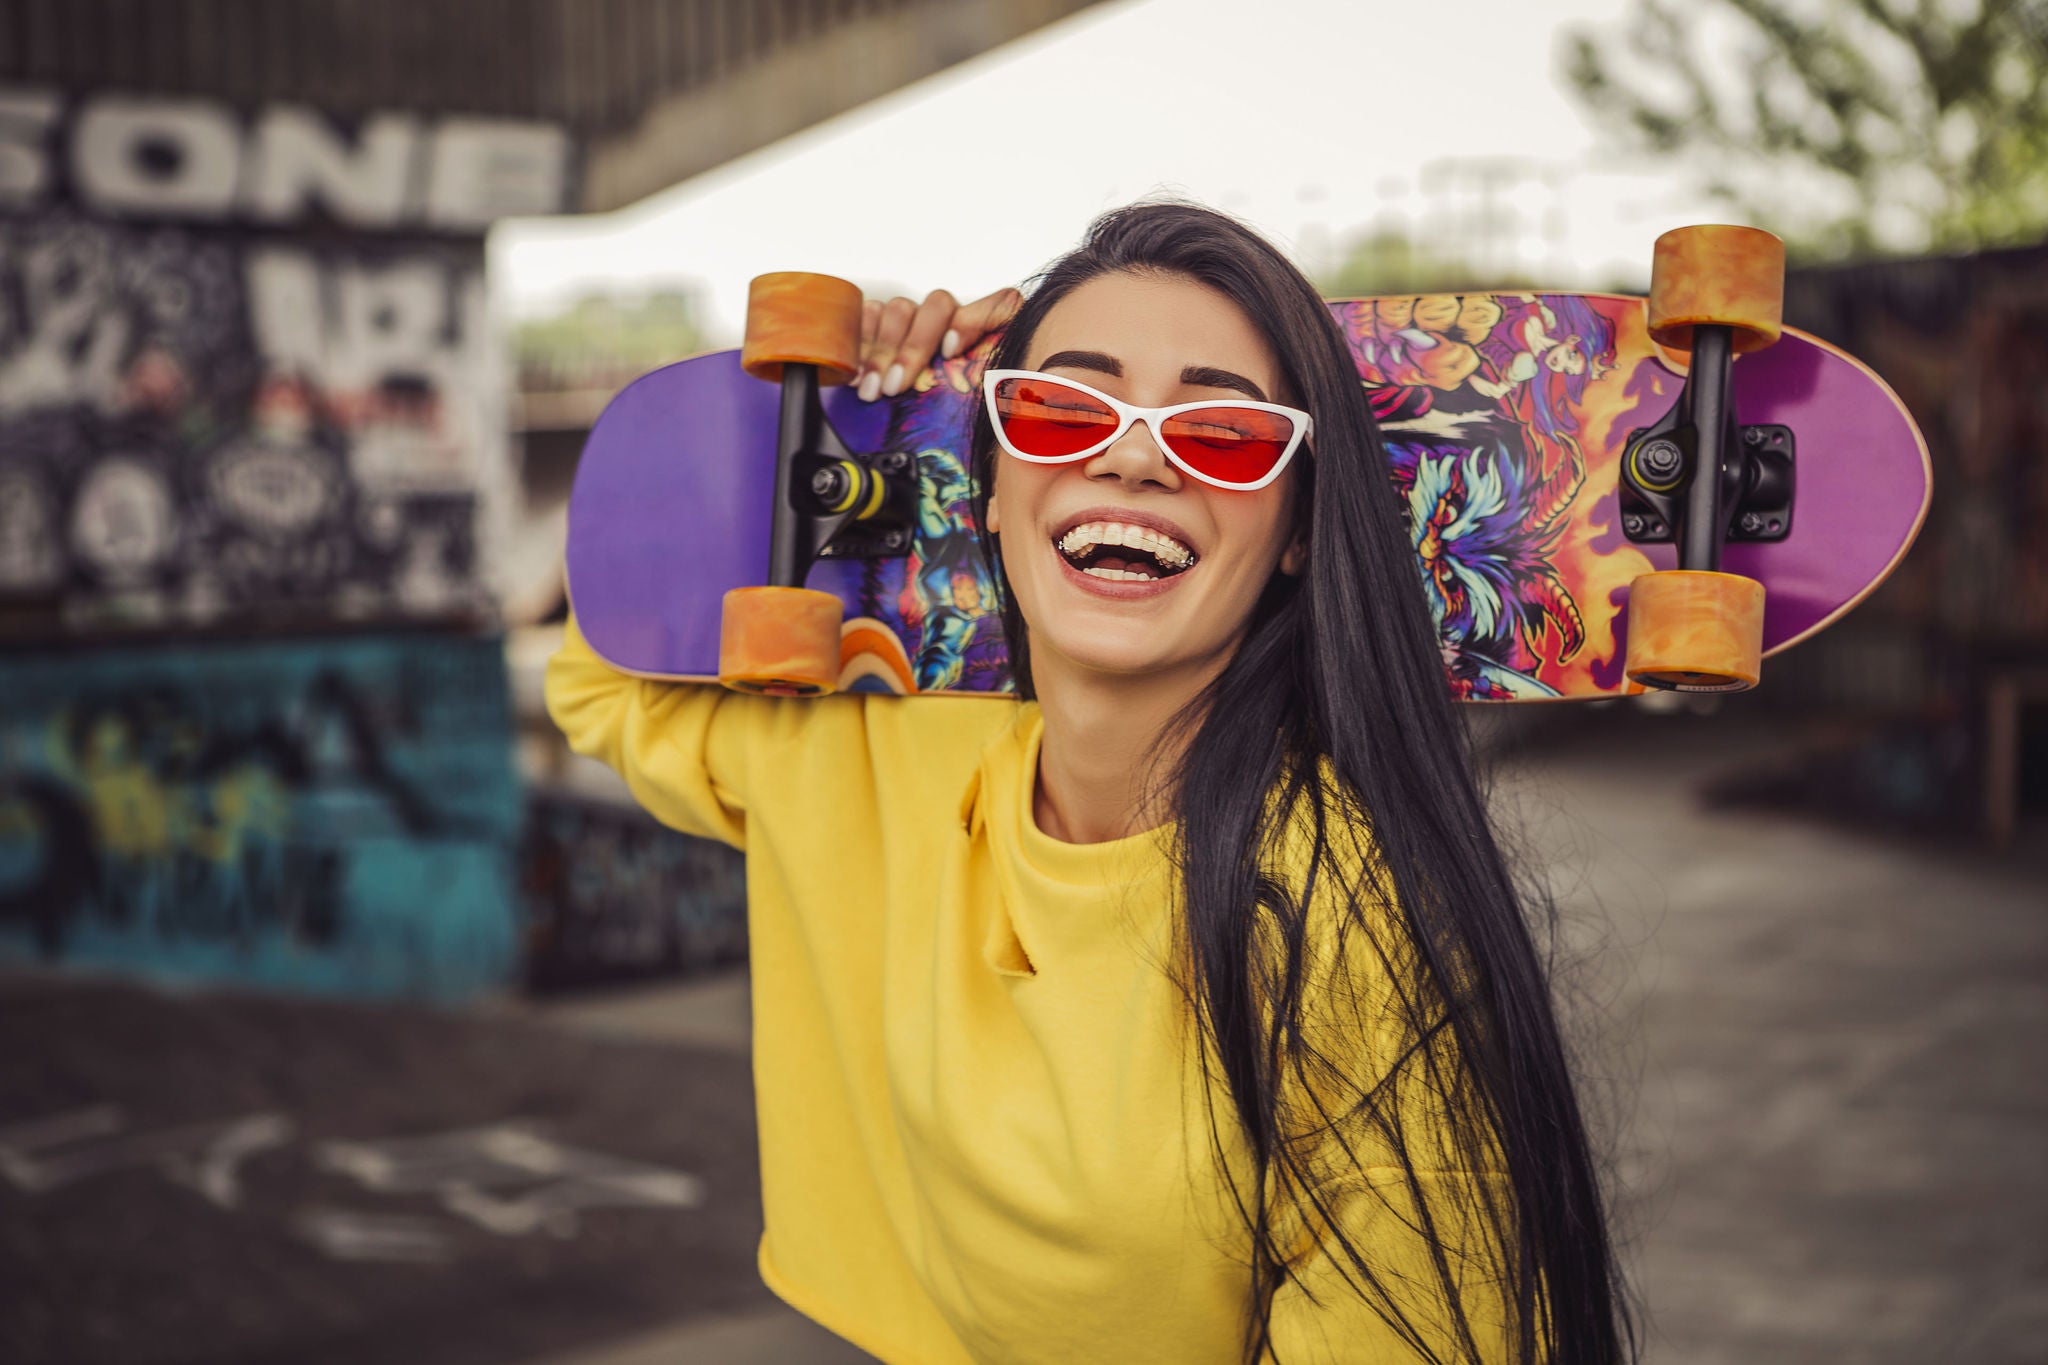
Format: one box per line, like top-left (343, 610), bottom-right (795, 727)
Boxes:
top-left (565, 288), bottom-right (1929, 702)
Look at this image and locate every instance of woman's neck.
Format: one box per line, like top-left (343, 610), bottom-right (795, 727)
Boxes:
top-left (1028, 651), bottom-right (1224, 845)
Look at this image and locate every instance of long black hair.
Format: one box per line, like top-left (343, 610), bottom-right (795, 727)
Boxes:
top-left (968, 203), bottom-right (1638, 1364)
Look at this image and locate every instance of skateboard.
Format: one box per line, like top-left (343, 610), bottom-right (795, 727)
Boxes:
top-left (564, 227), bottom-right (1930, 702)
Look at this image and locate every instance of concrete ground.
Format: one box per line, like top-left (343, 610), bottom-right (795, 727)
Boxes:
top-left (2, 706), bottom-right (2039, 1364)
top-left (1485, 705), bottom-right (2048, 1364)
top-left (0, 970), bottom-right (791, 1365)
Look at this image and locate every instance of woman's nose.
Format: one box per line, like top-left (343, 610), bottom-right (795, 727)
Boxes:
top-left (1083, 418), bottom-right (1181, 488)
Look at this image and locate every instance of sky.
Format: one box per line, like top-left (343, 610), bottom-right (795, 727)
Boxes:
top-left (488, 0), bottom-right (1729, 340)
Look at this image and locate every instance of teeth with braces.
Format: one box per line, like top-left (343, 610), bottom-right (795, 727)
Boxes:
top-left (1054, 520), bottom-right (1196, 570)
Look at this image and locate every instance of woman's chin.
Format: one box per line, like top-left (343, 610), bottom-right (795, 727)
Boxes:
top-left (1032, 625), bottom-right (1201, 684)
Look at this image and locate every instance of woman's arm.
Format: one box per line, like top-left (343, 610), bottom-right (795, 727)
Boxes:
top-left (544, 611), bottom-right (758, 849)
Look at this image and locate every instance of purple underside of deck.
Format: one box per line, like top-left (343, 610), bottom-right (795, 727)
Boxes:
top-left (1693, 338), bottom-right (1924, 648)
top-left (566, 353), bottom-right (898, 677)
top-left (565, 353), bottom-right (766, 675)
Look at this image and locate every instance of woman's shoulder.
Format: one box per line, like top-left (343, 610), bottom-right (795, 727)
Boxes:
top-left (733, 688), bottom-right (1025, 804)
top-left (850, 690), bottom-right (1027, 771)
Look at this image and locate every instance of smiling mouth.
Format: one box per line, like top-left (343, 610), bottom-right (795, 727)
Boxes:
top-left (1052, 521), bottom-right (1198, 581)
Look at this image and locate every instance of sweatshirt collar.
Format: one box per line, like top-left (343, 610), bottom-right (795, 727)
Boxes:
top-left (959, 702), bottom-right (1175, 977)
top-left (962, 702), bottom-right (1173, 878)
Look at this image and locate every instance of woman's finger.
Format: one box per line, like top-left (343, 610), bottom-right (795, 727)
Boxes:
top-left (859, 296), bottom-right (917, 401)
top-left (945, 287), bottom-right (1024, 357)
top-left (883, 289), bottom-right (958, 397)
top-left (859, 298), bottom-right (882, 357)
top-left (851, 297), bottom-right (882, 388)
top-left (850, 285), bottom-right (1024, 401)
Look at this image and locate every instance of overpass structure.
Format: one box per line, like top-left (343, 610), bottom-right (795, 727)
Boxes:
top-left (0, 0), bottom-right (1107, 634)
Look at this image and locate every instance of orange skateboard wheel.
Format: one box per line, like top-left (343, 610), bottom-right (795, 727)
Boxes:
top-left (1626, 570), bottom-right (1765, 692)
top-left (1647, 225), bottom-right (1785, 356)
top-left (719, 586), bottom-right (842, 696)
top-left (741, 272), bottom-right (863, 385)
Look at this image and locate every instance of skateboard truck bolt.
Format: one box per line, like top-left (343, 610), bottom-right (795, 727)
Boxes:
top-left (1637, 438), bottom-right (1685, 488)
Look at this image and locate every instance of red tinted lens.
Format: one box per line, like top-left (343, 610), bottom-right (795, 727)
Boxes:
top-left (992, 376), bottom-right (1121, 458)
top-left (1158, 407), bottom-right (1297, 485)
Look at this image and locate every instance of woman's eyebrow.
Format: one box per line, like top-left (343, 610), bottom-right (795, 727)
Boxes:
top-left (1039, 349), bottom-right (1122, 376)
top-left (1179, 365), bottom-right (1268, 402)
top-left (1038, 352), bottom-right (1270, 403)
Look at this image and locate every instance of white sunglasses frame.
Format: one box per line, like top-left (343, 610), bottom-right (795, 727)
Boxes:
top-left (981, 368), bottom-right (1312, 492)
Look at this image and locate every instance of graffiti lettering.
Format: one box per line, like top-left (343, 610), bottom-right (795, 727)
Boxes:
top-left (1, 86), bottom-right (569, 228)
top-left (0, 83), bottom-right (523, 632)
top-left (69, 456), bottom-right (177, 581)
top-left (246, 110), bottom-right (418, 227)
top-left (0, 88), bottom-right (59, 203)
top-left (0, 214), bottom-right (499, 627)
top-left (72, 98), bottom-right (242, 218)
top-left (0, 466), bottom-right (61, 590)
top-left (522, 794), bottom-right (748, 992)
top-left (247, 247), bottom-right (490, 492)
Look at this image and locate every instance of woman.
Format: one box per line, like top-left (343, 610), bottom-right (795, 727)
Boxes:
top-left (547, 203), bottom-right (1637, 1363)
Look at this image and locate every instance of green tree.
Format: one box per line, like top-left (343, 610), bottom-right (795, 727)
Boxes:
top-left (1564, 0), bottom-right (2048, 260)
top-left (1318, 228), bottom-right (1517, 298)
top-left (514, 288), bottom-right (706, 391)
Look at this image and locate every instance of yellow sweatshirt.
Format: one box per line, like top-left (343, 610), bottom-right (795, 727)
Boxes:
top-left (546, 616), bottom-right (1506, 1364)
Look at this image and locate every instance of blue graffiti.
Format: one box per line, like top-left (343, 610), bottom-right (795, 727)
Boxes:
top-left (0, 634), bottom-right (522, 1001)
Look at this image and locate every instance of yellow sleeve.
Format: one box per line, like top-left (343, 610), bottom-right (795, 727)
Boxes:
top-left (543, 611), bottom-right (759, 849)
top-left (1263, 1166), bottom-right (1515, 1363)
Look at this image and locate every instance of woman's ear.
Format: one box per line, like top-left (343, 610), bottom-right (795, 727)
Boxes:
top-left (985, 491), bottom-right (1001, 536)
top-left (1280, 532), bottom-right (1306, 576)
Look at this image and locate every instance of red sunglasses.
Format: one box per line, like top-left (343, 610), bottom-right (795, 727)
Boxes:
top-left (982, 369), bottom-right (1311, 491)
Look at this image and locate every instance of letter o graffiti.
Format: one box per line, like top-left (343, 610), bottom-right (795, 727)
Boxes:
top-left (72, 98), bottom-right (239, 219)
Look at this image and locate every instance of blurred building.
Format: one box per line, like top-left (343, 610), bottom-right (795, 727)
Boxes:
top-left (1719, 246), bottom-right (2048, 850)
top-left (0, 0), bottom-right (1108, 998)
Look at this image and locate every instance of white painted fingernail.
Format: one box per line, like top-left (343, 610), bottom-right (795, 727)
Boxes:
top-left (883, 363), bottom-right (905, 396)
top-left (859, 370), bottom-right (882, 402)
top-left (940, 328), bottom-right (961, 359)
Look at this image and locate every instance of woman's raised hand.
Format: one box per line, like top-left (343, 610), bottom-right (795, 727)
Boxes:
top-left (852, 286), bottom-right (1023, 402)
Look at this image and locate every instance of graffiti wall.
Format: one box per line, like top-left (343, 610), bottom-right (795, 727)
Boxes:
top-left (0, 87), bottom-right (572, 633)
top-left (520, 793), bottom-right (747, 994)
top-left (0, 632), bottom-right (524, 1000)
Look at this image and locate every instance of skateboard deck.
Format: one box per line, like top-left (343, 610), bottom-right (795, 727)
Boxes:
top-left (565, 292), bottom-right (1929, 701)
